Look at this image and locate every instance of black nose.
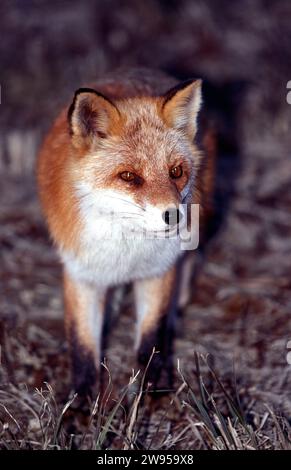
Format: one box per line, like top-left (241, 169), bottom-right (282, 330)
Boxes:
top-left (162, 208), bottom-right (183, 226)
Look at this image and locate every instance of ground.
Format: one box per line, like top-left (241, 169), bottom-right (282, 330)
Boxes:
top-left (0, 0), bottom-right (291, 450)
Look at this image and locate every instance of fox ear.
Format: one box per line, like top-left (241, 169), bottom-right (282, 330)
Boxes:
top-left (68, 88), bottom-right (120, 148)
top-left (161, 79), bottom-right (202, 140)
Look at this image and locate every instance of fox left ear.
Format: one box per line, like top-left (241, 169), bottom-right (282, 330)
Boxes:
top-left (68, 88), bottom-right (121, 149)
top-left (161, 79), bottom-right (202, 140)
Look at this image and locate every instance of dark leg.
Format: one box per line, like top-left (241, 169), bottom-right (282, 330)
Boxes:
top-left (63, 270), bottom-right (107, 397)
top-left (134, 268), bottom-right (177, 392)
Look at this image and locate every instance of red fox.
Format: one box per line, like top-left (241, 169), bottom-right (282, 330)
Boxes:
top-left (37, 68), bottom-right (215, 395)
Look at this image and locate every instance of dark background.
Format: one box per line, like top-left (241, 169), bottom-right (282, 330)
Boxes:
top-left (0, 0), bottom-right (291, 449)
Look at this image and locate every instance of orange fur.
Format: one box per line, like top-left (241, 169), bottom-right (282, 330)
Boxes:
top-left (134, 267), bottom-right (176, 345)
top-left (37, 68), bottom-right (216, 393)
top-left (63, 271), bottom-right (106, 357)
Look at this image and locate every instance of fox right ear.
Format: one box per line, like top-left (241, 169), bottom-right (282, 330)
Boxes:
top-left (68, 88), bottom-right (120, 148)
top-left (161, 79), bottom-right (202, 141)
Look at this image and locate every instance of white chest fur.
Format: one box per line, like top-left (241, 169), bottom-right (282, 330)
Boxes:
top-left (61, 185), bottom-right (183, 287)
top-left (62, 235), bottom-right (181, 287)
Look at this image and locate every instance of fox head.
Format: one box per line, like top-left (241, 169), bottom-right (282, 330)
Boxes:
top-left (67, 79), bottom-right (202, 237)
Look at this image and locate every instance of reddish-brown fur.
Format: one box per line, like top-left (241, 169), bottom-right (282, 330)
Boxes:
top-left (37, 68), bottom-right (215, 395)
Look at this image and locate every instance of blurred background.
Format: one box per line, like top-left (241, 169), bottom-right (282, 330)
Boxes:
top-left (0, 0), bottom-right (291, 449)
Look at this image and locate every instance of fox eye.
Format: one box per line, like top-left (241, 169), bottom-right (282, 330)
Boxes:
top-left (119, 171), bottom-right (136, 182)
top-left (170, 165), bottom-right (183, 179)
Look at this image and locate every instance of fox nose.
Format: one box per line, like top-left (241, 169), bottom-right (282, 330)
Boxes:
top-left (162, 208), bottom-right (183, 226)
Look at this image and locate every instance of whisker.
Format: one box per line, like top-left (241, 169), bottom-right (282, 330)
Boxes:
top-left (119, 216), bottom-right (143, 220)
top-left (100, 211), bottom-right (145, 219)
top-left (76, 190), bottom-right (146, 214)
top-left (117, 211), bottom-right (145, 217)
top-left (105, 194), bottom-right (146, 212)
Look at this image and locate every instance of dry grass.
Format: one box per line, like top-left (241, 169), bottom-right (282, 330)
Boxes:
top-left (0, 353), bottom-right (290, 450)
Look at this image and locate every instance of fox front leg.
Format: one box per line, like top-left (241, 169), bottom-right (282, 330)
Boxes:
top-left (134, 267), bottom-right (177, 391)
top-left (63, 270), bottom-right (107, 396)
